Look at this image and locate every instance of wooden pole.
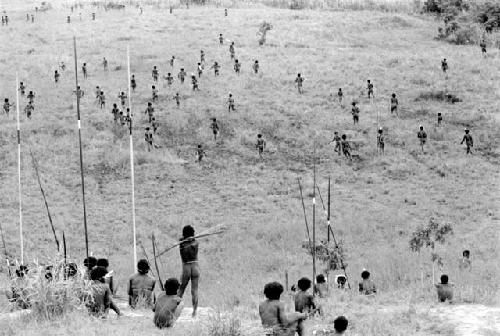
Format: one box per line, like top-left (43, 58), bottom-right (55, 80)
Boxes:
top-left (151, 234), bottom-right (164, 291)
top-left (127, 45), bottom-right (138, 270)
top-left (297, 178), bottom-right (312, 247)
top-left (16, 72), bottom-right (24, 265)
top-left (63, 231), bottom-right (67, 266)
top-left (327, 176), bottom-right (331, 242)
top-left (312, 142), bottom-right (316, 295)
top-left (73, 37), bottom-right (89, 261)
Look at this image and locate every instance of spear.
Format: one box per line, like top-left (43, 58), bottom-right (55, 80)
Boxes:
top-left (297, 178), bottom-right (311, 248)
top-left (312, 141), bottom-right (317, 296)
top-left (73, 37), bottom-right (89, 260)
top-left (151, 233), bottom-right (164, 291)
top-left (16, 72), bottom-right (24, 265)
top-left (327, 176), bottom-right (331, 243)
top-left (63, 231), bottom-right (67, 272)
top-left (127, 45), bottom-right (138, 270)
top-left (30, 148), bottom-right (59, 251)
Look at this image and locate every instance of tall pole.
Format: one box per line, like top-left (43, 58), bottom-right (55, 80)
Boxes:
top-left (312, 142), bottom-right (316, 295)
top-left (16, 73), bottom-right (24, 265)
top-left (327, 176), bottom-right (331, 243)
top-left (73, 37), bottom-right (89, 261)
top-left (127, 45), bottom-right (137, 270)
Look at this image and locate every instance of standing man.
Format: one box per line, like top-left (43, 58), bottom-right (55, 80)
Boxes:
top-left (178, 225), bottom-right (200, 318)
top-left (460, 129), bottom-right (473, 155)
top-left (295, 73), bottom-right (304, 94)
top-left (227, 93), bottom-right (235, 112)
top-left (330, 131), bottom-right (341, 156)
top-left (367, 80), bottom-right (374, 99)
top-left (211, 118), bottom-right (219, 141)
top-left (441, 58), bottom-right (448, 74)
top-left (417, 126), bottom-right (427, 153)
top-left (256, 134), bottom-right (266, 159)
top-left (390, 93), bottom-right (398, 115)
top-left (351, 102), bottom-right (360, 125)
top-left (377, 128), bottom-right (384, 155)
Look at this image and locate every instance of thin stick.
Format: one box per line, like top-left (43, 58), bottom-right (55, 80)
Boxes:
top-left (73, 37), bottom-right (89, 260)
top-left (312, 142), bottom-right (317, 296)
top-left (127, 45), bottom-right (137, 270)
top-left (151, 233), bottom-right (164, 291)
top-left (16, 72), bottom-right (24, 265)
top-left (155, 228), bottom-right (226, 258)
top-left (63, 231), bottom-right (67, 266)
top-left (297, 178), bottom-right (312, 247)
top-left (327, 176), bottom-right (331, 243)
top-left (30, 148), bottom-right (60, 251)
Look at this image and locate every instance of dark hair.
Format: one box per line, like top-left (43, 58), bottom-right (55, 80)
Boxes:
top-left (440, 274), bottom-right (449, 284)
top-left (334, 316), bottom-right (348, 332)
top-left (463, 250), bottom-right (470, 257)
top-left (16, 265), bottom-right (28, 278)
top-left (66, 263), bottom-right (78, 278)
top-left (97, 258), bottom-right (109, 268)
top-left (137, 259), bottom-right (150, 274)
top-left (257, 134), bottom-right (262, 138)
top-left (361, 270), bottom-right (370, 280)
top-left (182, 225), bottom-right (195, 238)
top-left (392, 93), bottom-right (396, 97)
top-left (45, 266), bottom-right (54, 281)
top-left (90, 266), bottom-right (108, 282)
top-left (297, 277), bottom-right (312, 291)
top-left (84, 256), bottom-right (97, 270)
top-left (316, 274), bottom-right (326, 284)
top-left (164, 278), bottom-right (180, 295)
top-left (420, 126), bottom-right (424, 130)
top-left (264, 282), bottom-right (283, 300)
top-left (342, 134), bottom-right (347, 140)
top-left (337, 275), bottom-right (347, 285)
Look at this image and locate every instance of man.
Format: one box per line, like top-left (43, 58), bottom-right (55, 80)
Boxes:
top-left (87, 266), bottom-right (122, 317)
top-left (196, 145), bottom-right (205, 162)
top-left (211, 118), bottom-right (219, 141)
top-left (460, 129), bottom-right (473, 154)
top-left (295, 73), bottom-right (304, 94)
top-left (111, 103), bottom-right (119, 123)
top-left (252, 60), bottom-right (259, 74)
top-left (27, 91), bottom-right (35, 104)
top-left (200, 50), bottom-right (205, 64)
top-left (337, 88), bottom-right (343, 107)
top-left (437, 112), bottom-right (443, 126)
top-left (417, 126), bottom-right (427, 152)
top-left (367, 80), bottom-right (374, 98)
top-left (102, 57), bottom-right (108, 71)
top-left (152, 85), bottom-right (158, 102)
top-left (197, 63), bottom-right (203, 77)
top-left (227, 93), bottom-right (235, 112)
top-left (19, 82), bottom-right (26, 96)
top-left (229, 42), bottom-right (235, 60)
top-left (131, 74), bottom-right (137, 92)
top-left (24, 102), bottom-right (34, 119)
top-left (330, 131), bottom-right (341, 156)
top-left (359, 270), bottom-right (376, 295)
top-left (54, 70), bottom-right (60, 83)
top-left (151, 117), bottom-right (159, 134)
top-left (480, 40), bottom-right (487, 55)
top-left (152, 66), bottom-right (159, 82)
top-left (441, 58), bottom-right (448, 73)
top-left (173, 92), bottom-right (181, 107)
top-left (219, 33), bottom-right (224, 45)
top-left (390, 93), bottom-right (398, 115)
top-left (128, 259), bottom-right (156, 308)
top-left (377, 128), bottom-right (384, 155)
top-left (169, 56), bottom-right (175, 68)
top-left (153, 278), bottom-right (184, 329)
top-left (233, 59), bottom-right (241, 75)
top-left (351, 102), bottom-right (360, 125)
top-left (459, 250), bottom-right (471, 271)
top-left (74, 86), bottom-right (84, 99)
top-left (82, 62), bottom-right (88, 78)
top-left (178, 68), bottom-right (187, 84)
top-left (435, 274), bottom-right (453, 303)
top-left (98, 91), bottom-right (105, 109)
top-left (118, 92), bottom-right (127, 107)
top-left (210, 62), bottom-right (220, 76)
top-left (341, 134), bottom-right (351, 160)
top-left (256, 134), bottom-right (266, 159)
top-left (145, 127), bottom-right (153, 152)
top-left (294, 277), bottom-right (319, 335)
top-left (145, 102), bottom-right (154, 123)
top-left (178, 225), bottom-right (200, 317)
top-left (165, 72), bottom-right (174, 86)
top-left (191, 75), bottom-right (199, 91)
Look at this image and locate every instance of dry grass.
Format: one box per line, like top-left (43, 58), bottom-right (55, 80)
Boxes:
top-left (0, 2), bottom-right (498, 335)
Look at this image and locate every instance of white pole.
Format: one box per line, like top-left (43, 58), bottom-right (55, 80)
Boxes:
top-left (127, 46), bottom-right (137, 271)
top-left (16, 73), bottom-right (24, 265)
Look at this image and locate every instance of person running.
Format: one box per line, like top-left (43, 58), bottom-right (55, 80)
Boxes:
top-left (54, 70), bottom-right (60, 83)
top-left (111, 103), bottom-right (119, 123)
top-left (144, 127), bottom-right (153, 152)
top-left (337, 88), bottom-right (344, 107)
top-left (145, 102), bottom-right (154, 123)
top-left (233, 59), bottom-right (241, 75)
top-left (351, 102), bottom-right (360, 125)
top-left (256, 134), bottom-right (266, 159)
top-left (196, 145), bottom-right (205, 162)
top-left (131, 74), bottom-right (137, 92)
top-left (152, 66), bottom-right (159, 82)
top-left (367, 80), bottom-right (374, 99)
top-left (178, 225), bottom-right (200, 317)
top-left (460, 129), bottom-right (473, 155)
top-left (437, 112), bottom-right (443, 126)
top-left (390, 93), bottom-right (398, 115)
top-left (252, 60), bottom-right (259, 74)
top-left (377, 128), bottom-right (384, 155)
top-left (210, 62), bottom-right (220, 76)
top-left (480, 39), bottom-right (487, 55)
top-left (417, 126), bottom-right (427, 152)
top-left (229, 41), bottom-right (235, 60)
top-left (19, 82), bottom-right (26, 96)
top-left (330, 131), bottom-right (342, 155)
top-left (173, 92), bottom-right (181, 107)
top-left (178, 68), bottom-right (187, 84)
top-left (191, 75), bottom-right (199, 91)
top-left (441, 58), bottom-right (448, 73)
top-left (295, 73), bottom-right (304, 94)
top-left (197, 63), bottom-right (203, 78)
top-left (152, 85), bottom-right (159, 102)
top-left (165, 72), bottom-right (174, 86)
top-left (118, 92), bottom-right (127, 107)
top-left (24, 102), bottom-right (34, 119)
top-left (219, 33), bottom-right (224, 45)
top-left (128, 259), bottom-right (156, 308)
top-left (227, 93), bottom-right (235, 112)
top-left (211, 118), bottom-right (219, 141)
top-left (341, 134), bottom-right (351, 160)
top-left (169, 56), bottom-right (175, 68)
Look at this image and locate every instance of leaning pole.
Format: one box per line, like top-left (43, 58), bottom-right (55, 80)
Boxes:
top-left (16, 73), bottom-right (24, 265)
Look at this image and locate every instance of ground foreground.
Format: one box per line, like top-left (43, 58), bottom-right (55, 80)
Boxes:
top-left (0, 1), bottom-right (499, 335)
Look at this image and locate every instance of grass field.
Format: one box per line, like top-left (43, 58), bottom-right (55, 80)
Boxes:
top-left (0, 1), bottom-right (499, 335)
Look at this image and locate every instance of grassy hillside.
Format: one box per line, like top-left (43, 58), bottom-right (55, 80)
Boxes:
top-left (0, 2), bottom-right (498, 334)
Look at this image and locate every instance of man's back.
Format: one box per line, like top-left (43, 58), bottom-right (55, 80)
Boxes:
top-left (129, 273), bottom-right (156, 307)
top-left (294, 291), bottom-right (315, 313)
top-left (153, 293), bottom-right (183, 328)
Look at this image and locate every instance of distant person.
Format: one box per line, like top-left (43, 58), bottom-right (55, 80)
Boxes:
top-left (54, 70), bottom-right (60, 83)
top-left (459, 249), bottom-right (471, 271)
top-left (441, 58), bottom-right (448, 73)
top-left (197, 62), bottom-right (203, 77)
top-left (165, 72), bottom-right (174, 86)
top-left (253, 60), bottom-right (259, 74)
top-left (333, 315), bottom-right (348, 335)
top-left (196, 144), bottom-right (205, 162)
top-left (330, 131), bottom-right (341, 156)
top-left (152, 66), bottom-right (159, 82)
top-left (460, 129), bottom-right (473, 155)
top-left (227, 93), bottom-right (235, 112)
top-left (131, 74), bottom-right (137, 92)
top-left (153, 278), bottom-right (184, 329)
top-left (3, 98), bottom-right (13, 116)
top-left (390, 93), bottom-right (398, 115)
top-left (335, 274), bottom-right (347, 289)
top-left (358, 270), bottom-right (376, 295)
top-left (87, 266), bottom-right (121, 317)
top-left (102, 57), bottom-right (108, 71)
top-left (24, 102), bottom-right (34, 119)
top-left (191, 75), bottom-right (199, 91)
top-left (173, 92), bottom-right (181, 107)
top-left (351, 102), bottom-right (360, 125)
top-left (27, 91), bottom-right (35, 103)
top-left (256, 134), bottom-right (266, 159)
top-left (259, 282), bottom-right (307, 336)
top-left (200, 50), bottom-right (205, 64)
top-left (74, 86), bottom-right (84, 99)
top-left (233, 59), bottom-right (241, 75)
top-left (314, 274), bottom-right (328, 298)
top-left (435, 274), bottom-right (453, 303)
top-left (229, 42), bottom-right (235, 59)
top-left (337, 88), bottom-right (344, 107)
top-left (480, 39), bottom-right (487, 55)
top-left (82, 62), bottom-right (88, 78)
top-left (145, 102), bottom-right (154, 123)
top-left (437, 112), bottom-right (442, 126)
top-left (295, 73), bottom-right (304, 94)
top-left (377, 128), bottom-right (384, 155)
top-left (99, 91), bottom-right (106, 109)
top-left (178, 225), bottom-right (200, 317)
top-left (152, 85), bottom-right (158, 102)
top-left (367, 80), bottom-right (374, 98)
top-left (178, 68), bottom-right (187, 84)
top-left (417, 126), bottom-right (427, 152)
top-left (169, 56), bottom-right (175, 68)
top-left (219, 33), bottom-right (224, 45)
top-left (145, 127), bottom-right (153, 152)
top-left (151, 117), bottom-right (159, 134)
top-left (210, 62), bottom-right (220, 76)
top-left (96, 258), bottom-right (114, 293)
top-left (31, 14), bottom-right (34, 23)
top-left (19, 82), bottom-right (26, 96)
top-left (211, 118), bottom-right (219, 141)
top-left (118, 92), bottom-right (127, 107)
top-left (111, 103), bottom-right (119, 123)
top-left (294, 277), bottom-right (317, 336)
top-left (341, 134), bottom-right (351, 160)
top-left (128, 259), bottom-right (156, 308)
top-left (95, 86), bottom-right (101, 101)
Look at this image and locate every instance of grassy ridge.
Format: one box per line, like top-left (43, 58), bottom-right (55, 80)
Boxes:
top-left (0, 4), bottom-right (498, 325)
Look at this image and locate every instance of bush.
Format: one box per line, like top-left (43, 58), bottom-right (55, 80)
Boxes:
top-left (475, 2), bottom-right (500, 32)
